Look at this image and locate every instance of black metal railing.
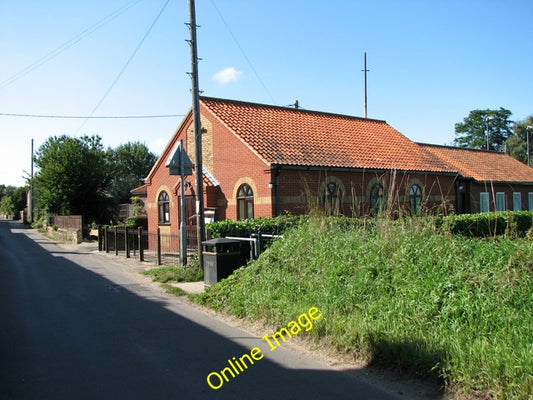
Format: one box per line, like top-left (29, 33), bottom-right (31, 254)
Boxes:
top-left (99, 226), bottom-right (198, 265)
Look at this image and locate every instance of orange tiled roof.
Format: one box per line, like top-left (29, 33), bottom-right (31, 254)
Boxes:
top-left (200, 97), bottom-right (454, 174)
top-left (420, 144), bottom-right (533, 183)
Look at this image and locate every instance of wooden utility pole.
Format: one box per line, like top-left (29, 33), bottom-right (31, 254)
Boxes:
top-left (187, 0), bottom-right (205, 268)
top-left (28, 138), bottom-right (34, 224)
top-left (362, 52), bottom-right (369, 118)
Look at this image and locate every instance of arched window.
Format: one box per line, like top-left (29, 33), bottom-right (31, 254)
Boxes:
top-left (323, 181), bottom-right (343, 215)
top-left (409, 184), bottom-right (423, 214)
top-left (158, 191), bottom-right (170, 223)
top-left (370, 183), bottom-right (384, 215)
top-left (237, 184), bottom-right (254, 220)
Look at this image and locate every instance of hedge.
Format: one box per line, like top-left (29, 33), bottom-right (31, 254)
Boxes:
top-left (207, 211), bottom-right (533, 240)
top-left (207, 215), bottom-right (306, 238)
top-left (437, 211), bottom-right (533, 237)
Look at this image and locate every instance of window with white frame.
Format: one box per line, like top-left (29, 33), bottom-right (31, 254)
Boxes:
top-left (529, 192), bottom-right (533, 212)
top-left (512, 192), bottom-right (522, 211)
top-left (237, 184), bottom-right (254, 220)
top-left (158, 191), bottom-right (170, 223)
top-left (496, 192), bottom-right (506, 211)
top-left (480, 192), bottom-right (489, 213)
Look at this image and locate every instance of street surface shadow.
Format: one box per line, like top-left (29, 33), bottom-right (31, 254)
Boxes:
top-left (0, 221), bottom-right (444, 400)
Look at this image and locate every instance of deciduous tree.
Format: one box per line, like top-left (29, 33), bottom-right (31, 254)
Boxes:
top-left (34, 135), bottom-right (111, 223)
top-left (0, 195), bottom-right (15, 217)
top-left (107, 141), bottom-right (157, 204)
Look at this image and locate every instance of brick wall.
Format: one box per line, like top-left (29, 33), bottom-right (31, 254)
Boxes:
top-left (145, 106), bottom-right (273, 233)
top-left (276, 169), bottom-right (457, 216)
top-left (207, 105), bottom-right (271, 220)
top-left (468, 182), bottom-right (533, 213)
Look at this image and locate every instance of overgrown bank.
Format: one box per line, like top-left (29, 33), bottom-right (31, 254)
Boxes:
top-left (194, 217), bottom-right (533, 399)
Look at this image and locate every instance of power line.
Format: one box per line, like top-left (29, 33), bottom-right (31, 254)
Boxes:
top-left (209, 0), bottom-right (276, 105)
top-left (77, 0), bottom-right (171, 133)
top-left (0, 0), bottom-right (144, 90)
top-left (0, 113), bottom-right (183, 119)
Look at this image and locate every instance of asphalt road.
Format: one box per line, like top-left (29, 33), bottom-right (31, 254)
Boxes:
top-left (0, 220), bottom-right (405, 400)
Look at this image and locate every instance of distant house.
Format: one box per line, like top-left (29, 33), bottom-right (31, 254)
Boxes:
top-left (135, 97), bottom-right (533, 237)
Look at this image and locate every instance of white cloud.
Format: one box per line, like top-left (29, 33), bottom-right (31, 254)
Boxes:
top-left (213, 67), bottom-right (242, 84)
top-left (149, 137), bottom-right (168, 155)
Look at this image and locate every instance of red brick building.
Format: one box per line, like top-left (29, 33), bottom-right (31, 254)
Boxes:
top-left (137, 97), bottom-right (533, 237)
top-left (421, 144), bottom-right (533, 213)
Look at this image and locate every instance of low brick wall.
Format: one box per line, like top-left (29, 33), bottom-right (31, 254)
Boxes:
top-left (46, 226), bottom-right (82, 244)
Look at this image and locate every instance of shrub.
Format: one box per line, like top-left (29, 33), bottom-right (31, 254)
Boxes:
top-left (440, 211), bottom-right (533, 237)
top-left (207, 214), bottom-right (306, 238)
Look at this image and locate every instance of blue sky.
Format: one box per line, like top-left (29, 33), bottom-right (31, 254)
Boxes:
top-left (1, 0), bottom-right (532, 187)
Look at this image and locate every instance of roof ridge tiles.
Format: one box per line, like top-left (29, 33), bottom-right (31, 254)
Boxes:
top-left (417, 142), bottom-right (505, 154)
top-left (200, 96), bottom-right (387, 124)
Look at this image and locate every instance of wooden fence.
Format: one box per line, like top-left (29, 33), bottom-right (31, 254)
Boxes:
top-left (51, 215), bottom-right (83, 231)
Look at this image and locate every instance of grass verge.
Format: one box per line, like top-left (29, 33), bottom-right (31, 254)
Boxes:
top-left (160, 283), bottom-right (187, 297)
top-left (193, 217), bottom-right (533, 399)
top-left (142, 264), bottom-right (203, 283)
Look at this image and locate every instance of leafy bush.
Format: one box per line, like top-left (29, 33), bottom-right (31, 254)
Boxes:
top-left (100, 215), bottom-right (147, 230)
top-left (123, 215), bottom-right (148, 228)
top-left (439, 211), bottom-right (533, 237)
top-left (207, 214), bottom-right (306, 238)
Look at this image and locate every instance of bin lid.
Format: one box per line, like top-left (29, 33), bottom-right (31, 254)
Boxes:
top-left (202, 237), bottom-right (242, 245)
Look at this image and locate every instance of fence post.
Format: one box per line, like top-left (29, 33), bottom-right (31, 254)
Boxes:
top-left (138, 226), bottom-right (144, 262)
top-left (114, 227), bottom-right (118, 256)
top-left (98, 225), bottom-right (102, 251)
top-left (125, 226), bottom-right (130, 258)
top-left (256, 231), bottom-right (262, 258)
top-left (105, 227), bottom-right (109, 253)
top-left (156, 228), bottom-right (161, 265)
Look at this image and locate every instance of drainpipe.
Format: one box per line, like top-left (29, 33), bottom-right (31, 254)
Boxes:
top-left (455, 179), bottom-right (461, 214)
top-left (275, 167), bottom-right (281, 216)
top-left (270, 166), bottom-right (281, 217)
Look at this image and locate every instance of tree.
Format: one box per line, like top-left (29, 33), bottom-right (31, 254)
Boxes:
top-left (34, 135), bottom-right (111, 223)
top-left (453, 108), bottom-right (513, 151)
top-left (107, 142), bottom-right (157, 204)
top-left (507, 115), bottom-right (533, 166)
top-left (0, 195), bottom-right (15, 217)
top-left (0, 184), bottom-right (16, 199)
top-left (12, 186), bottom-right (28, 215)
top-left (0, 185), bottom-right (27, 219)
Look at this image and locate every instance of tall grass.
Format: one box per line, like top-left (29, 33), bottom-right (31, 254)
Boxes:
top-left (194, 217), bottom-right (533, 399)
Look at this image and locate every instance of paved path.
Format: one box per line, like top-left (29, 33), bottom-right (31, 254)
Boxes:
top-left (0, 220), bottom-right (407, 399)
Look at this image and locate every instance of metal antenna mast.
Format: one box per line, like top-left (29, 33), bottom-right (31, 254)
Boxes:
top-left (362, 52), bottom-right (369, 118)
top-left (187, 0), bottom-right (205, 268)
